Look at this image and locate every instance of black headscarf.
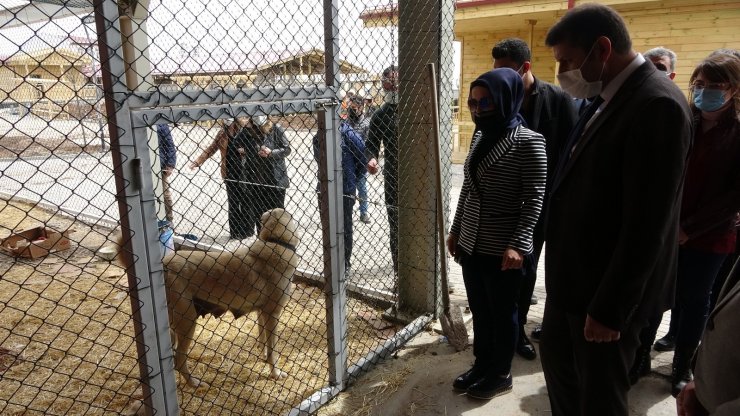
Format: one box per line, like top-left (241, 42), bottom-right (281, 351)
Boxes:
top-left (468, 68), bottom-right (526, 177)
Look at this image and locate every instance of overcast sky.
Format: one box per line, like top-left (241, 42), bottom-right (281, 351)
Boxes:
top-left (0, 0), bottom-right (460, 88)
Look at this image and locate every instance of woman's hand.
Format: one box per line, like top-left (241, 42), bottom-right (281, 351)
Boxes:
top-left (367, 158), bottom-right (379, 175)
top-left (446, 233), bottom-right (458, 257)
top-left (258, 145), bottom-right (272, 158)
top-left (501, 247), bottom-right (523, 270)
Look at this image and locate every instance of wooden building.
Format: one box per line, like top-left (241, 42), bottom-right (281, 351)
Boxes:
top-left (152, 48), bottom-right (375, 96)
top-left (1, 45), bottom-right (94, 118)
top-left (362, 0), bottom-right (740, 161)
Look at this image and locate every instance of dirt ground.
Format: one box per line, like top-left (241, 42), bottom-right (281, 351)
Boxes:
top-left (0, 199), bottom-right (401, 415)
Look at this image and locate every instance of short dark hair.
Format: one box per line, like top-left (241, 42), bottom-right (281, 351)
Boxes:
top-left (382, 65), bottom-right (398, 78)
top-left (491, 38), bottom-right (531, 66)
top-left (643, 47), bottom-right (677, 72)
top-left (545, 4), bottom-right (632, 54)
top-left (708, 48), bottom-right (740, 60)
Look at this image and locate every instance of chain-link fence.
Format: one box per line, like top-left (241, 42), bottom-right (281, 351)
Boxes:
top-left (0, 0), bottom-right (455, 414)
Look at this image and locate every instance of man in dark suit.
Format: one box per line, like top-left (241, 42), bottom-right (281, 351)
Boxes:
top-left (491, 37), bottom-right (578, 361)
top-left (540, 4), bottom-right (692, 416)
top-left (677, 257), bottom-right (740, 416)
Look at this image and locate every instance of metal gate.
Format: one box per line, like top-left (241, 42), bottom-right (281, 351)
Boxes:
top-left (0, 0), bottom-right (455, 414)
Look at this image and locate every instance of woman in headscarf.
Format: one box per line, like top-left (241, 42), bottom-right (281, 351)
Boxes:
top-left (242, 115), bottom-right (291, 234)
top-left (446, 68), bottom-right (547, 400)
top-left (189, 117), bottom-right (252, 239)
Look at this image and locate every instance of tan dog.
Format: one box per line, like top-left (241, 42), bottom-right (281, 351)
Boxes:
top-left (117, 208), bottom-right (299, 387)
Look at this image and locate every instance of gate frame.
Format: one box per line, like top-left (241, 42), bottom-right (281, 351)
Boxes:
top-left (95, 0), bottom-right (451, 414)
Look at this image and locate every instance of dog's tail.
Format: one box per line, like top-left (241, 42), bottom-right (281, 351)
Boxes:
top-left (114, 233), bottom-right (134, 270)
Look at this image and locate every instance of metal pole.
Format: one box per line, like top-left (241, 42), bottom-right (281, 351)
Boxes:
top-left (82, 14), bottom-right (107, 152)
top-left (322, 0), bottom-right (347, 390)
top-left (94, 1), bottom-right (178, 414)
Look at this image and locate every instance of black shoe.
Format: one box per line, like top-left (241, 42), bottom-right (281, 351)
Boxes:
top-left (453, 366), bottom-right (485, 392)
top-left (531, 325), bottom-right (542, 341)
top-left (530, 295), bottom-right (538, 305)
top-left (466, 374), bottom-right (513, 400)
top-left (671, 350), bottom-right (693, 398)
top-left (516, 328), bottom-right (537, 360)
top-left (628, 347), bottom-right (651, 385)
top-left (654, 334), bottom-right (676, 352)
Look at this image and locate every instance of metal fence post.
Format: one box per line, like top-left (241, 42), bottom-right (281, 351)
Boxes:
top-left (321, 0), bottom-right (348, 390)
top-left (94, 1), bottom-right (179, 414)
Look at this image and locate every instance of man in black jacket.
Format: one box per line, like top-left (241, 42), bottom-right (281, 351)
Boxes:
top-left (366, 65), bottom-right (399, 273)
top-left (491, 38), bottom-right (578, 361)
top-left (541, 4), bottom-right (691, 415)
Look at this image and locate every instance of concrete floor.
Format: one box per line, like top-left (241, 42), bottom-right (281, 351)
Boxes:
top-left (317, 323), bottom-right (678, 416)
top-left (317, 163), bottom-right (679, 416)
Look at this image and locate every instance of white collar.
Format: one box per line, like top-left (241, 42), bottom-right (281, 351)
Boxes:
top-left (600, 53), bottom-right (645, 106)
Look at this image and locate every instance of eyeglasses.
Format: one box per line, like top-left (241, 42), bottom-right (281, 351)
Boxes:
top-left (690, 81), bottom-right (730, 92)
top-left (467, 96), bottom-right (494, 112)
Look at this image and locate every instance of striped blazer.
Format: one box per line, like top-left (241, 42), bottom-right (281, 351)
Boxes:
top-left (450, 125), bottom-right (547, 256)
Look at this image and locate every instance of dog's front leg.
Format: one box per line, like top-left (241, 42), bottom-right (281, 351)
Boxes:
top-left (258, 312), bottom-right (268, 361)
top-left (260, 311), bottom-right (287, 379)
top-left (171, 302), bottom-right (204, 388)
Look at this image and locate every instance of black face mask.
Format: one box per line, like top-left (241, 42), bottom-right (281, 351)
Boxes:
top-left (473, 112), bottom-right (505, 134)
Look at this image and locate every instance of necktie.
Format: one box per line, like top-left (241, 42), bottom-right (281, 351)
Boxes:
top-left (552, 95), bottom-right (605, 182)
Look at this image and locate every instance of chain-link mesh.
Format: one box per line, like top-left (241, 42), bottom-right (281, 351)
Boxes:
top-left (1, 0), bottom-right (455, 414)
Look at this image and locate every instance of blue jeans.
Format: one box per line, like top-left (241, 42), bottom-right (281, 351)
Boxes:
top-left (356, 172), bottom-right (368, 215)
top-left (343, 195), bottom-right (355, 268)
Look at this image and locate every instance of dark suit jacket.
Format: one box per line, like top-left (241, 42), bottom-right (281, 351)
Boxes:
top-left (545, 60), bottom-right (692, 331)
top-left (694, 257), bottom-right (740, 415)
top-left (524, 78), bottom-right (578, 189)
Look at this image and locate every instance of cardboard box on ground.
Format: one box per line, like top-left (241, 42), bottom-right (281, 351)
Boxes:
top-left (0, 226), bottom-right (73, 259)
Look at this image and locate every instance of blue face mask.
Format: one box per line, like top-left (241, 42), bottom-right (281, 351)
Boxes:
top-left (693, 88), bottom-right (727, 112)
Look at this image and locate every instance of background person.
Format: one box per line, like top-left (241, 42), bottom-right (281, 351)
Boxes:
top-left (644, 46), bottom-right (678, 80)
top-left (157, 123), bottom-right (177, 225)
top-left (312, 118), bottom-right (367, 273)
top-left (366, 65), bottom-right (400, 273)
top-left (243, 115), bottom-right (291, 234)
top-left (189, 118), bottom-right (251, 239)
top-left (665, 52), bottom-right (740, 397)
top-left (447, 68), bottom-right (547, 401)
top-left (491, 37), bottom-right (578, 360)
top-left (540, 4), bottom-right (692, 415)
top-left (346, 95), bottom-right (372, 224)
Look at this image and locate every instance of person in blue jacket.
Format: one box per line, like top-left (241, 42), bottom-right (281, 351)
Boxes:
top-left (313, 121), bottom-right (367, 272)
top-left (157, 124), bottom-right (176, 224)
